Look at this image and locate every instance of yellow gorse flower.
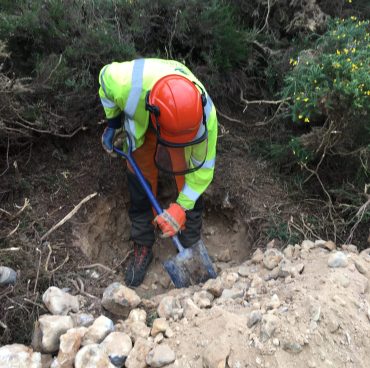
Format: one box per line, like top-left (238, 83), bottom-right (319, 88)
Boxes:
top-left (304, 118), bottom-right (310, 123)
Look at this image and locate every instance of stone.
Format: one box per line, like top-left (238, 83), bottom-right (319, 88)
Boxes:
top-left (263, 249), bottom-right (283, 270)
top-left (328, 252), bottom-right (348, 268)
top-left (70, 313), bottom-right (95, 328)
top-left (282, 341), bottom-right (303, 354)
top-left (0, 344), bottom-right (42, 368)
top-left (260, 315), bottom-right (280, 341)
top-left (354, 259), bottom-right (367, 275)
top-left (0, 266), bottom-right (17, 287)
top-left (100, 332), bottom-right (132, 366)
top-left (302, 240), bottom-right (315, 250)
top-left (341, 244), bottom-right (358, 253)
top-left (237, 265), bottom-right (249, 277)
top-left (151, 318), bottom-right (169, 337)
top-left (74, 345), bottom-right (114, 368)
top-left (128, 309), bottom-right (147, 324)
top-left (217, 249), bottom-right (231, 262)
top-left (267, 294), bottom-right (280, 310)
top-left (154, 333), bottom-right (164, 344)
top-left (307, 297), bottom-right (321, 322)
top-left (251, 249), bottom-right (264, 264)
top-left (203, 278), bottom-right (223, 297)
top-left (125, 337), bottom-right (153, 368)
top-left (323, 240), bottom-right (336, 251)
top-left (193, 291), bottom-right (214, 309)
top-left (41, 354), bottom-right (53, 368)
top-left (220, 288), bottom-right (244, 300)
top-left (164, 328), bottom-right (174, 338)
top-left (102, 283), bottom-right (141, 318)
top-left (126, 321), bottom-right (151, 343)
top-left (157, 296), bottom-right (181, 319)
top-left (42, 287), bottom-right (79, 316)
top-left (33, 315), bottom-right (74, 353)
top-left (247, 310), bottom-right (262, 328)
top-left (283, 245), bottom-right (294, 259)
top-left (51, 327), bottom-right (87, 368)
top-left (82, 316), bottom-right (114, 346)
top-left (202, 341), bottom-right (230, 368)
top-left (183, 298), bottom-right (201, 320)
top-left (220, 272), bottom-right (239, 289)
top-left (146, 344), bottom-right (176, 367)
top-left (278, 259), bottom-right (293, 278)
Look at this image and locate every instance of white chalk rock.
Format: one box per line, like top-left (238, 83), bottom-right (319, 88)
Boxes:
top-left (157, 296), bottom-right (181, 319)
top-left (193, 291), bottom-right (214, 309)
top-left (70, 313), bottom-right (95, 327)
top-left (146, 344), bottom-right (176, 367)
top-left (74, 344), bottom-right (115, 368)
top-left (102, 283), bottom-right (141, 318)
top-left (33, 315), bottom-right (74, 353)
top-left (0, 344), bottom-right (42, 368)
top-left (82, 316), bottom-right (114, 346)
top-left (51, 327), bottom-right (87, 368)
top-left (263, 249), bottom-right (284, 270)
top-left (100, 332), bottom-right (132, 367)
top-left (202, 278), bottom-right (223, 297)
top-left (125, 337), bottom-right (153, 368)
top-left (328, 251), bottom-right (348, 268)
top-left (183, 298), bottom-right (201, 320)
top-left (128, 309), bottom-right (147, 323)
top-left (42, 287), bottom-right (79, 315)
top-left (125, 321), bottom-right (151, 343)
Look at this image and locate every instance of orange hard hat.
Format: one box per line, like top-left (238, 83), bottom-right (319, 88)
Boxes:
top-left (147, 74), bottom-right (205, 144)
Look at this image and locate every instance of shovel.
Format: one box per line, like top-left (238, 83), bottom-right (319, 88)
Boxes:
top-left (113, 136), bottom-right (217, 288)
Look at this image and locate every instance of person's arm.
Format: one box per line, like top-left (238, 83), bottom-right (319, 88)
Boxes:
top-left (98, 71), bottom-right (123, 153)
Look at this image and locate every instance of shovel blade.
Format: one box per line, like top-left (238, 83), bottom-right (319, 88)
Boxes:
top-left (164, 239), bottom-right (217, 288)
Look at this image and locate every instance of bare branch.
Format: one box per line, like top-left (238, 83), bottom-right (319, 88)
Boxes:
top-left (40, 192), bottom-right (97, 241)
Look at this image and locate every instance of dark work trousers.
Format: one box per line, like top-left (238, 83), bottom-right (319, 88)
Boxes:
top-left (127, 171), bottom-right (203, 248)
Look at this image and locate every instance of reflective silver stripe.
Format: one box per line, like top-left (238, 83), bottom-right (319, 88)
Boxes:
top-left (181, 184), bottom-right (200, 201)
top-left (124, 116), bottom-right (136, 151)
top-left (192, 94), bottom-right (213, 141)
top-left (100, 65), bottom-right (109, 97)
top-left (100, 97), bottom-right (116, 109)
top-left (204, 95), bottom-right (213, 122)
top-left (191, 156), bottom-right (215, 169)
top-left (125, 59), bottom-right (145, 118)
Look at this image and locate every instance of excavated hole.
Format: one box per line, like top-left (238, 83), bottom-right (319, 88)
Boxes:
top-left (72, 180), bottom-right (254, 297)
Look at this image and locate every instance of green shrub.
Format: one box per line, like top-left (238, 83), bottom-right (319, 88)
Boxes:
top-left (282, 17), bottom-right (370, 172)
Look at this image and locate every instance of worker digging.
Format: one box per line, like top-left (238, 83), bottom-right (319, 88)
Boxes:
top-left (98, 58), bottom-right (218, 288)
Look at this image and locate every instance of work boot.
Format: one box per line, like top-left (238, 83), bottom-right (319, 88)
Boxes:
top-left (124, 243), bottom-right (153, 287)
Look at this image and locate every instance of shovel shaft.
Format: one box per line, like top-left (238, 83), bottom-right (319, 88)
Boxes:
top-left (113, 146), bottom-right (185, 253)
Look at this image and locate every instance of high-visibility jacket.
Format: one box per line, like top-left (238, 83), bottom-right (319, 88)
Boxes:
top-left (98, 58), bottom-right (218, 210)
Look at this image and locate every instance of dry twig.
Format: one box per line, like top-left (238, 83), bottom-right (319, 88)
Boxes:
top-left (40, 192), bottom-right (97, 241)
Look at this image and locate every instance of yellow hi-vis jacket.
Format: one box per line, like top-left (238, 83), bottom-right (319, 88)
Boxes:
top-left (98, 58), bottom-right (218, 210)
